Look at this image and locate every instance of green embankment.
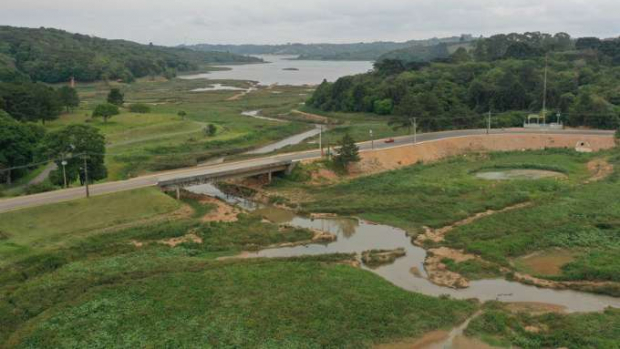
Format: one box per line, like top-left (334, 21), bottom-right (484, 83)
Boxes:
top-left (0, 189), bottom-right (476, 347)
top-left (465, 302), bottom-right (620, 349)
top-left (0, 188), bottom-right (179, 266)
top-left (273, 149), bottom-right (620, 291)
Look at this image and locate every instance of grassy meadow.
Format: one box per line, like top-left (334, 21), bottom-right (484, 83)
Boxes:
top-left (44, 76), bottom-right (314, 181)
top-left (269, 148), bottom-right (620, 293)
top-left (0, 189), bottom-right (477, 348)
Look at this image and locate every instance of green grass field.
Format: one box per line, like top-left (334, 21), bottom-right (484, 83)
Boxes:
top-left (270, 149), bottom-right (620, 292)
top-left (43, 77), bottom-right (313, 181)
top-left (465, 302), bottom-right (620, 348)
top-left (0, 188), bottom-right (179, 267)
top-left (0, 188), bottom-right (478, 347)
top-left (285, 149), bottom-right (592, 231)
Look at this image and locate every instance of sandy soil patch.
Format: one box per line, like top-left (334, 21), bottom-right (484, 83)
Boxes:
top-left (346, 133), bottom-right (615, 177)
top-left (290, 109), bottom-right (330, 123)
top-left (424, 247), bottom-right (477, 289)
top-left (450, 335), bottom-right (498, 349)
top-left (160, 233), bottom-right (203, 247)
top-left (514, 249), bottom-right (576, 276)
top-left (131, 232), bottom-right (203, 248)
top-left (310, 168), bottom-right (339, 185)
top-left (505, 302), bottom-right (566, 315)
top-left (199, 196), bottom-right (240, 223)
top-left (361, 248), bottom-right (406, 267)
top-left (415, 202), bottom-right (531, 245)
top-left (374, 331), bottom-right (450, 349)
top-left (586, 158), bottom-right (613, 183)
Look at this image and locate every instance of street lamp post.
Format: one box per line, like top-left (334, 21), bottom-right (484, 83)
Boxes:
top-left (369, 129), bottom-right (374, 150)
top-left (82, 155), bottom-right (90, 198)
top-left (61, 160), bottom-right (68, 188)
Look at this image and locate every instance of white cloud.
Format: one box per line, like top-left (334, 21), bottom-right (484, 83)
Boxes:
top-left (1, 0), bottom-right (618, 45)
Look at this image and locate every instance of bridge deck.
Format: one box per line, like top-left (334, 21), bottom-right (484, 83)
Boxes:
top-left (157, 160), bottom-right (294, 190)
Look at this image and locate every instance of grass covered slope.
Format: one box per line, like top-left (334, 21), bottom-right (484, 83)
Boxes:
top-left (6, 259), bottom-right (475, 348)
top-left (0, 189), bottom-right (477, 347)
top-left (0, 188), bottom-right (179, 266)
top-left (45, 78), bottom-right (312, 181)
top-left (466, 302), bottom-right (620, 349)
top-left (270, 148), bottom-right (619, 291)
top-left (300, 150), bottom-right (591, 231)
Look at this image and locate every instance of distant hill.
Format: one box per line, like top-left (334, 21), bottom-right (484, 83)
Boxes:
top-left (183, 35), bottom-right (473, 61)
top-left (0, 26), bottom-right (262, 83)
top-left (377, 41), bottom-right (475, 63)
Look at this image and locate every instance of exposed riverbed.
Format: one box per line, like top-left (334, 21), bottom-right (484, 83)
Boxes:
top-left (188, 184), bottom-right (620, 313)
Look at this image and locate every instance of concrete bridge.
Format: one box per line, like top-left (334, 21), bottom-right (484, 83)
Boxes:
top-left (157, 160), bottom-right (296, 198)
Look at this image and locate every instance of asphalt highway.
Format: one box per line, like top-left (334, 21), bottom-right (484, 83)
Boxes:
top-left (0, 128), bottom-right (613, 213)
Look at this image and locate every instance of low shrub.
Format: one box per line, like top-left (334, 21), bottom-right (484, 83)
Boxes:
top-left (128, 103), bottom-right (151, 113)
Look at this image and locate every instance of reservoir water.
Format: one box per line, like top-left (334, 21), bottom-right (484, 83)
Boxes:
top-left (180, 55), bottom-right (373, 86)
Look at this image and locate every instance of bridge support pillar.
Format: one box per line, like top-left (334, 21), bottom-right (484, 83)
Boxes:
top-left (267, 171), bottom-right (272, 184)
top-left (285, 162), bottom-right (297, 175)
top-left (175, 187), bottom-right (181, 200)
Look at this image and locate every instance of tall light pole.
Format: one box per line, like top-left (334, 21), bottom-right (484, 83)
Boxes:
top-left (410, 117), bottom-right (417, 144)
top-left (487, 111), bottom-right (491, 135)
top-left (61, 160), bottom-right (68, 188)
top-left (83, 154), bottom-right (90, 198)
top-left (319, 125), bottom-right (323, 157)
top-left (369, 129), bottom-right (374, 150)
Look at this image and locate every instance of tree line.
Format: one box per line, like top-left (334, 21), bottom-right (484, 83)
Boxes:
top-left (308, 32), bottom-right (620, 130)
top-left (0, 26), bottom-right (261, 84)
top-left (0, 82), bottom-right (109, 188)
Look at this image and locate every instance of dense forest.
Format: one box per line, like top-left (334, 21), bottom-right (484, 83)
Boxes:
top-left (0, 26), bottom-right (261, 84)
top-left (184, 35), bottom-right (472, 61)
top-left (308, 32), bottom-right (620, 130)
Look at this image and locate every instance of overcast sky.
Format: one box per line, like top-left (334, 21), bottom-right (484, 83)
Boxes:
top-left (2, 0), bottom-right (619, 46)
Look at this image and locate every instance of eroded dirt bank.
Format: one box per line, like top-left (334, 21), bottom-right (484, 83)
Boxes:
top-left (339, 133), bottom-right (615, 176)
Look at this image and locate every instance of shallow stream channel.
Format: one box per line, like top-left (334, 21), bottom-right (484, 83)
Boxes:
top-left (188, 184), bottom-right (620, 314)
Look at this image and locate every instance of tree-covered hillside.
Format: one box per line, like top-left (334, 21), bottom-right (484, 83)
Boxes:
top-left (308, 32), bottom-right (620, 130)
top-left (0, 26), bottom-right (261, 84)
top-left (184, 35), bottom-right (472, 61)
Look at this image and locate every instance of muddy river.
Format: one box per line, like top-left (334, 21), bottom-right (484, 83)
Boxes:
top-left (188, 184), bottom-right (620, 313)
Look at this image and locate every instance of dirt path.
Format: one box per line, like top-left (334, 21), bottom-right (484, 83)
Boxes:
top-left (585, 158), bottom-right (613, 183)
top-left (290, 109), bottom-right (330, 123)
top-left (199, 196), bottom-right (240, 223)
top-left (226, 85), bottom-right (256, 101)
top-left (415, 202), bottom-right (532, 245)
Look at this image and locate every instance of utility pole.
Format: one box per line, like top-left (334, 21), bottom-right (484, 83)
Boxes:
top-left (410, 117), bottom-right (417, 144)
top-left (83, 154), bottom-right (90, 198)
top-left (487, 111), bottom-right (491, 135)
top-left (319, 125), bottom-right (323, 157)
top-left (61, 159), bottom-right (68, 189)
top-left (542, 53), bottom-right (548, 125)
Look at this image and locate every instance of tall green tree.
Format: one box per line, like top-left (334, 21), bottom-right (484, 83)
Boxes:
top-left (0, 83), bottom-right (62, 123)
top-left (92, 103), bottom-right (120, 123)
top-left (107, 88), bottom-right (124, 106)
top-left (0, 110), bottom-right (45, 184)
top-left (333, 133), bottom-right (360, 172)
top-left (57, 86), bottom-right (80, 112)
top-left (41, 125), bottom-right (107, 186)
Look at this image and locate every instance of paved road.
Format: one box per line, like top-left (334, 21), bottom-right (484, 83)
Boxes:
top-left (0, 128), bottom-right (613, 213)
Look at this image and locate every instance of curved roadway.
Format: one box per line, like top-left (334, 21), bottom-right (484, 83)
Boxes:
top-left (0, 128), bottom-right (613, 213)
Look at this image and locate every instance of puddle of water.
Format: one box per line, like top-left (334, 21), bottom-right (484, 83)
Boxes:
top-left (476, 169), bottom-right (566, 180)
top-left (188, 184), bottom-right (620, 313)
top-left (191, 84), bottom-right (249, 92)
top-left (241, 110), bottom-right (286, 123)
